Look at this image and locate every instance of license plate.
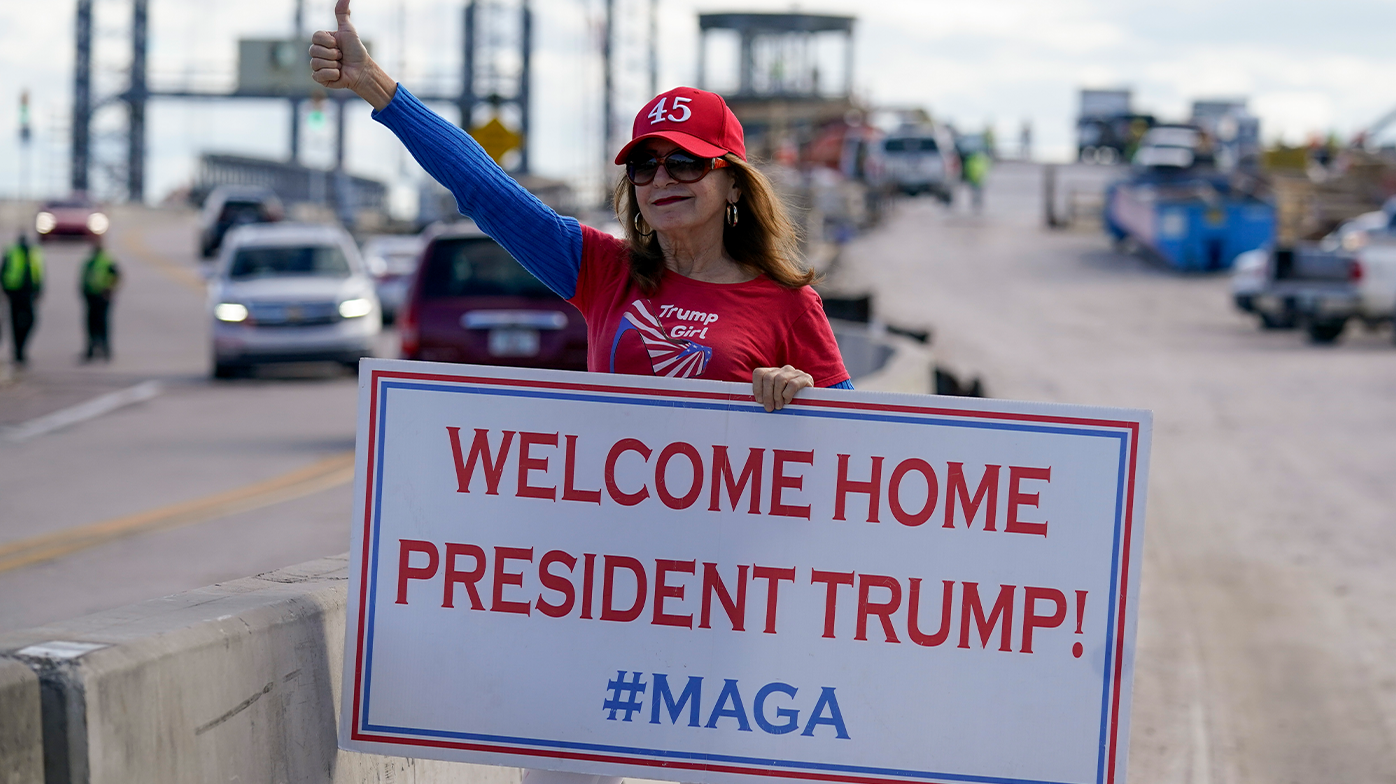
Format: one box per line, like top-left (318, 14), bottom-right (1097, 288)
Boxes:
top-left (488, 328), bottom-right (540, 357)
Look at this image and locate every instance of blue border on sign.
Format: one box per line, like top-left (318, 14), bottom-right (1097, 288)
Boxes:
top-left (358, 379), bottom-right (1132, 784)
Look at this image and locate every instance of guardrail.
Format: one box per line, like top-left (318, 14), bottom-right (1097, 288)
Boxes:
top-left (0, 330), bottom-right (933, 782)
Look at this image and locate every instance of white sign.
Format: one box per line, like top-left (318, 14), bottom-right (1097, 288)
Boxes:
top-left (341, 359), bottom-right (1151, 784)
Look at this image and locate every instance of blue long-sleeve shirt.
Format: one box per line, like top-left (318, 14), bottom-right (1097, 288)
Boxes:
top-left (372, 86), bottom-right (583, 299)
top-left (372, 85), bottom-right (854, 389)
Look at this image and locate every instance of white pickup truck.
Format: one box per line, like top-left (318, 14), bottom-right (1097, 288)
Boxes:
top-left (1233, 206), bottom-right (1396, 343)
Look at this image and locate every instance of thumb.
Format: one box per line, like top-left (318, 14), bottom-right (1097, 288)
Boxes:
top-left (335, 0), bottom-right (353, 31)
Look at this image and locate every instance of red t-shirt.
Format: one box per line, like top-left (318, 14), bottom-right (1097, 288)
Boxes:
top-left (569, 225), bottom-right (849, 387)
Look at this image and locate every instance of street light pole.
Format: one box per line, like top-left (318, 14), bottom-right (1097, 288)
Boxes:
top-left (72, 0), bottom-right (92, 194)
top-left (519, 0), bottom-right (532, 174)
top-left (128, 0), bottom-right (149, 203)
top-left (460, 1), bottom-right (477, 131)
top-left (290, 0), bottom-right (304, 164)
top-left (18, 91), bottom-right (31, 201)
top-left (648, 0), bottom-right (658, 98)
top-left (603, 0), bottom-right (614, 161)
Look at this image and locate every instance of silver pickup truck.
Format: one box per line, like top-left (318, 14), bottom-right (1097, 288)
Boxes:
top-left (1233, 207), bottom-right (1396, 343)
top-left (874, 126), bottom-right (960, 203)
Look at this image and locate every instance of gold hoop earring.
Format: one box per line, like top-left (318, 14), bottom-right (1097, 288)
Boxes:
top-left (725, 202), bottom-right (739, 227)
top-left (634, 212), bottom-right (653, 237)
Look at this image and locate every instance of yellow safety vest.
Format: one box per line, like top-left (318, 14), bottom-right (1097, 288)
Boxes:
top-left (83, 249), bottom-right (119, 295)
top-left (2, 244), bottom-right (44, 292)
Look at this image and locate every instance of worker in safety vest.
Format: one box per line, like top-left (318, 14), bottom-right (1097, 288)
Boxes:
top-left (2, 233), bottom-right (44, 367)
top-left (80, 238), bottom-right (121, 362)
top-left (964, 150), bottom-right (991, 213)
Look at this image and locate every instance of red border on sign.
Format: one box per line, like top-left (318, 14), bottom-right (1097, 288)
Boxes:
top-left (349, 368), bottom-right (1144, 784)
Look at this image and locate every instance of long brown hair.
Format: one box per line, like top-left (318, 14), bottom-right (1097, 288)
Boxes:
top-left (613, 154), bottom-right (819, 295)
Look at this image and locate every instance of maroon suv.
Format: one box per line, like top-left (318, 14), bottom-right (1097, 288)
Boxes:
top-left (399, 222), bottom-right (588, 370)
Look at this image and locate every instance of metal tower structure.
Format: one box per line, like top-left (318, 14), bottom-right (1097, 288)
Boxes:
top-left (695, 13), bottom-right (857, 160)
top-left (69, 0), bottom-right (534, 203)
top-left (697, 13), bottom-right (855, 99)
top-left (600, 0), bottom-right (663, 163)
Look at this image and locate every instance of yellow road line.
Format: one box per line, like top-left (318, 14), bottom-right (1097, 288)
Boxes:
top-left (115, 218), bottom-right (206, 292)
top-left (0, 451), bottom-right (355, 574)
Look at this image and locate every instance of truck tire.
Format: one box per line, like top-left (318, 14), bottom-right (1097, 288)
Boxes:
top-left (213, 360), bottom-right (246, 379)
top-left (1259, 311), bottom-right (1296, 330)
top-left (1305, 318), bottom-right (1347, 344)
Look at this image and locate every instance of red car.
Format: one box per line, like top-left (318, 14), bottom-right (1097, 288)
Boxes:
top-left (399, 222), bottom-right (588, 370)
top-left (35, 196), bottom-right (108, 241)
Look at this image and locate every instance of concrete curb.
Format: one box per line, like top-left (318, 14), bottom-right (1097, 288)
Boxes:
top-left (0, 656), bottom-right (42, 783)
top-left (0, 555), bottom-right (522, 784)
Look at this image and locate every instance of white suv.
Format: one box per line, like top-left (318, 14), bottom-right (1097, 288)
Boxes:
top-left (208, 223), bottom-right (382, 378)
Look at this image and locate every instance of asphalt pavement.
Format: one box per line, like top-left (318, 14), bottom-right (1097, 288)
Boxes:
top-left (0, 203), bottom-right (382, 630)
top-left (826, 162), bottom-right (1396, 783)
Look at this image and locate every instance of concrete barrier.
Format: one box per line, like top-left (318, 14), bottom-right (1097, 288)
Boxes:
top-left (0, 656), bottom-right (42, 783)
top-left (832, 319), bottom-right (935, 394)
top-left (0, 555), bottom-right (522, 784)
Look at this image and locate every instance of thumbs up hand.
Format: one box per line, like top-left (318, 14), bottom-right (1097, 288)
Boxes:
top-left (309, 0), bottom-right (397, 110)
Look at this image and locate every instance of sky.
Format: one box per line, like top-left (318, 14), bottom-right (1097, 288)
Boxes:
top-left (2, 0), bottom-right (1395, 212)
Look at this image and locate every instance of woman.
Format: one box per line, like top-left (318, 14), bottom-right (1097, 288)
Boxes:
top-left (311, 2), bottom-right (851, 411)
top-left (315, 8), bottom-right (850, 783)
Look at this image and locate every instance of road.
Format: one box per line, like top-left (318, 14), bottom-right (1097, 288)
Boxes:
top-left (0, 202), bottom-right (381, 631)
top-left (2, 164), bottom-right (1396, 781)
top-left (825, 163), bottom-right (1396, 783)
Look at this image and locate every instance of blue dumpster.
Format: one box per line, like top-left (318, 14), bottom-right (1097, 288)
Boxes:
top-left (1105, 173), bottom-right (1274, 271)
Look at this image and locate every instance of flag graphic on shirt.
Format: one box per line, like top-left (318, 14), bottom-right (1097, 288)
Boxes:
top-left (608, 299), bottom-right (713, 378)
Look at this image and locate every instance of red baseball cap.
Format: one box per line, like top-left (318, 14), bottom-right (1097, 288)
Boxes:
top-left (614, 87), bottom-right (747, 165)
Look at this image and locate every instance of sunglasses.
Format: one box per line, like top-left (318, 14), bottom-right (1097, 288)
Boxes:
top-left (625, 150), bottom-right (730, 186)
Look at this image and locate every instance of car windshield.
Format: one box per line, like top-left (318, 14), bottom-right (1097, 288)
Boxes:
top-left (229, 245), bottom-right (350, 279)
top-left (421, 237), bottom-right (553, 299)
top-left (885, 137), bottom-right (938, 153)
top-left (219, 201), bottom-right (269, 225)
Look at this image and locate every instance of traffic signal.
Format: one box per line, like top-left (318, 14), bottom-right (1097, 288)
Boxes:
top-left (18, 90), bottom-right (30, 144)
top-left (307, 91), bottom-right (327, 131)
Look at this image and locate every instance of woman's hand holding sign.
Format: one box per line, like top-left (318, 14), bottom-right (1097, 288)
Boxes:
top-left (309, 0), bottom-right (397, 111)
top-left (753, 365), bottom-right (815, 412)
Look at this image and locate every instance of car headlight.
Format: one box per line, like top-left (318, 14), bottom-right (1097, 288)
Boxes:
top-left (214, 303), bottom-right (249, 322)
top-left (339, 297), bottom-right (373, 319)
top-left (87, 212), bottom-right (109, 234)
top-left (35, 212), bottom-right (55, 234)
